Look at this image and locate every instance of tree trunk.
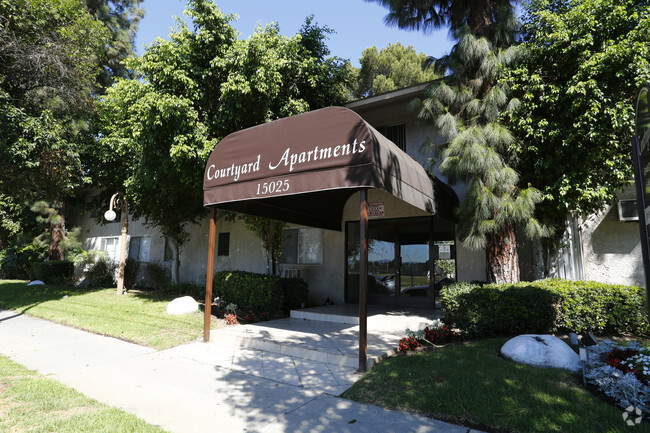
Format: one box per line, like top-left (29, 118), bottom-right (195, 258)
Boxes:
top-left (169, 235), bottom-right (180, 284)
top-left (486, 224), bottom-right (519, 284)
top-left (49, 203), bottom-right (65, 261)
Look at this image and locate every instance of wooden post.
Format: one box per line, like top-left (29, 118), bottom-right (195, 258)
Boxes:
top-left (358, 188), bottom-right (369, 372)
top-left (204, 207), bottom-right (217, 342)
top-left (429, 219), bottom-right (435, 306)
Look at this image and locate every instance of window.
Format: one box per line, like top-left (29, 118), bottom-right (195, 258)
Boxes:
top-left (128, 236), bottom-right (151, 262)
top-left (100, 237), bottom-right (120, 263)
top-left (377, 123), bottom-right (406, 151)
top-left (217, 232), bottom-right (230, 256)
top-left (281, 228), bottom-right (323, 265)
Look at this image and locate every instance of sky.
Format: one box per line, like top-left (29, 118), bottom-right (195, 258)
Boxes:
top-left (134, 0), bottom-right (455, 67)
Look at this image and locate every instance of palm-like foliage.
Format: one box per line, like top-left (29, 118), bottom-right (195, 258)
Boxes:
top-left (366, 0), bottom-right (519, 43)
top-left (372, 0), bottom-right (548, 282)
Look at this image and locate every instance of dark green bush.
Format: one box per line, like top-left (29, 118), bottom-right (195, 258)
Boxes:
top-left (143, 261), bottom-right (171, 291)
top-left (441, 282), bottom-right (558, 336)
top-left (533, 279), bottom-right (648, 334)
top-left (166, 282), bottom-right (205, 299)
top-left (123, 257), bottom-right (140, 290)
top-left (0, 242), bottom-right (48, 279)
top-left (281, 278), bottom-right (309, 311)
top-left (213, 270), bottom-right (284, 316)
top-left (440, 279), bottom-right (649, 337)
top-left (30, 260), bottom-right (74, 284)
top-left (85, 258), bottom-right (116, 287)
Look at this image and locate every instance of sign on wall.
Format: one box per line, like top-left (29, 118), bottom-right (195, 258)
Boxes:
top-left (368, 201), bottom-right (385, 218)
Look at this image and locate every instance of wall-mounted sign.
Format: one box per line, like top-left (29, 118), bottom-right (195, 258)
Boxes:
top-left (368, 201), bottom-right (384, 218)
top-left (438, 244), bottom-right (451, 259)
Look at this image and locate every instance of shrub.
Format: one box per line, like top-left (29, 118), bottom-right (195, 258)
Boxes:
top-left (281, 278), bottom-right (308, 311)
top-left (123, 257), bottom-right (140, 290)
top-left (534, 279), bottom-right (648, 334)
top-left (85, 258), bottom-right (117, 287)
top-left (213, 270), bottom-right (284, 317)
top-left (143, 261), bottom-right (170, 291)
top-left (30, 260), bottom-right (74, 284)
top-left (165, 282), bottom-right (205, 299)
top-left (0, 241), bottom-right (48, 279)
top-left (440, 279), bottom-right (649, 337)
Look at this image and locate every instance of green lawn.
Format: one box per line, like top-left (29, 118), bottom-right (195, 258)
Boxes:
top-left (0, 355), bottom-right (169, 432)
top-left (344, 338), bottom-right (648, 433)
top-left (0, 280), bottom-right (212, 349)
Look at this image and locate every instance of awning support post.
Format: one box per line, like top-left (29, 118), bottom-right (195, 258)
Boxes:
top-left (204, 206), bottom-right (217, 342)
top-left (358, 188), bottom-right (368, 372)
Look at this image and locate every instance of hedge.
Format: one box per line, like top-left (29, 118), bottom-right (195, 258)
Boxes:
top-left (30, 260), bottom-right (74, 284)
top-left (213, 270), bottom-right (309, 316)
top-left (440, 279), bottom-right (648, 337)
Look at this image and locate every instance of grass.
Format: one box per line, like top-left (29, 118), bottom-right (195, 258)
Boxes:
top-left (343, 337), bottom-right (650, 433)
top-left (0, 355), bottom-right (169, 432)
top-left (0, 280), bottom-right (212, 350)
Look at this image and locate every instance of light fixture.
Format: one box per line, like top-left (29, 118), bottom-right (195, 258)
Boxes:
top-left (104, 209), bottom-right (117, 222)
top-left (105, 192), bottom-right (129, 295)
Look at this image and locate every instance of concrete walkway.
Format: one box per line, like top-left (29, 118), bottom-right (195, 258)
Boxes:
top-left (0, 309), bottom-right (483, 433)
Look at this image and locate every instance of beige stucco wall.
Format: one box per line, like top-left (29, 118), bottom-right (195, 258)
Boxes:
top-left (581, 189), bottom-right (644, 287)
top-left (74, 206), bottom-right (347, 306)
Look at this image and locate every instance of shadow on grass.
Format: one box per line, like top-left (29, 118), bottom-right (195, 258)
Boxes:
top-left (0, 280), bottom-right (107, 315)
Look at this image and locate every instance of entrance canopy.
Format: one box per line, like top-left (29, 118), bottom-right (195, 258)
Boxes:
top-left (203, 106), bottom-right (458, 230)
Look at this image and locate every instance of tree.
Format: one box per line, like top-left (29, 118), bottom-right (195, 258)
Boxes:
top-left (244, 216), bottom-right (286, 276)
top-left (367, 0), bottom-right (519, 42)
top-left (372, 0), bottom-right (547, 283)
top-left (0, 0), bottom-right (108, 253)
top-left (92, 0), bottom-right (353, 282)
top-left (503, 0), bottom-right (650, 241)
top-left (354, 42), bottom-right (440, 98)
top-left (84, 0), bottom-right (145, 89)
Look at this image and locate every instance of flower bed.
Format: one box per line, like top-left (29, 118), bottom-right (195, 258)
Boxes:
top-left (586, 340), bottom-right (650, 414)
top-left (397, 319), bottom-right (456, 353)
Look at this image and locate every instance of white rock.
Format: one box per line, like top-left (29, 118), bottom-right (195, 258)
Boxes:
top-left (166, 296), bottom-right (199, 315)
top-left (500, 334), bottom-right (581, 372)
top-left (27, 280), bottom-right (45, 286)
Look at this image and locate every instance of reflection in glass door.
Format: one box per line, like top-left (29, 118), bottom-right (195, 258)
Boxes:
top-left (400, 243), bottom-right (430, 298)
top-left (346, 217), bottom-right (455, 308)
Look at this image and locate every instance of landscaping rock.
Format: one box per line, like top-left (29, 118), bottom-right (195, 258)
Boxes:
top-left (500, 334), bottom-right (581, 372)
top-left (166, 296), bottom-right (199, 315)
top-left (27, 280), bottom-right (45, 286)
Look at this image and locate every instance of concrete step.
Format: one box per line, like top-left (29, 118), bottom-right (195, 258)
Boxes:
top-left (209, 318), bottom-right (404, 370)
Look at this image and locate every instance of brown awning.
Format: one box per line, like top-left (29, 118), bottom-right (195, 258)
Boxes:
top-left (203, 106), bottom-right (458, 230)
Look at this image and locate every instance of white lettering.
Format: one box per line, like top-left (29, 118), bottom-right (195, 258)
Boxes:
top-left (207, 164), bottom-right (216, 180)
top-left (269, 148), bottom-right (290, 171)
top-left (358, 140), bottom-right (366, 153)
top-left (333, 145), bottom-right (341, 157)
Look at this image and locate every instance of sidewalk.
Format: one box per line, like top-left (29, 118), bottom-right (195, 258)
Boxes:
top-left (0, 309), bottom-right (483, 433)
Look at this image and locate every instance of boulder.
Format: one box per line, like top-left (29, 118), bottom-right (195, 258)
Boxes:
top-left (27, 280), bottom-right (45, 286)
top-left (500, 334), bottom-right (581, 372)
top-left (166, 296), bottom-right (199, 315)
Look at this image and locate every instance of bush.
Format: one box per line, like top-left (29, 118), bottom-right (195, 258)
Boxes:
top-left (123, 257), bottom-right (140, 290)
top-left (143, 261), bottom-right (171, 291)
top-left (441, 282), bottom-right (558, 336)
top-left (85, 258), bottom-right (117, 287)
top-left (0, 241), bottom-right (48, 279)
top-left (281, 278), bottom-right (309, 311)
top-left (534, 279), bottom-right (648, 334)
top-left (166, 282), bottom-right (205, 299)
top-left (30, 260), bottom-right (74, 284)
top-left (213, 270), bottom-right (284, 317)
top-left (440, 279), bottom-right (649, 337)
